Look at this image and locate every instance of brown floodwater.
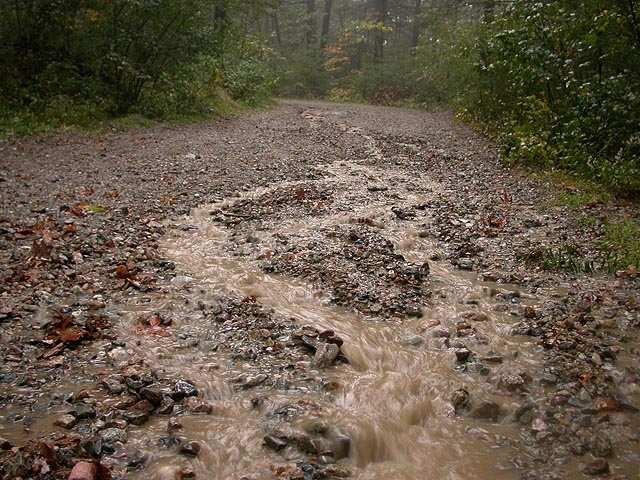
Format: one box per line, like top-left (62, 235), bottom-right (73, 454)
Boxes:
top-left (119, 161), bottom-right (559, 480)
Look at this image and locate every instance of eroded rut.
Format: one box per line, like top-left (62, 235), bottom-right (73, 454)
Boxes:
top-left (118, 158), bottom-right (553, 480)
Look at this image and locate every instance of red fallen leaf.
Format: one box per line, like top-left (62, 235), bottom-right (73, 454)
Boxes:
top-left (79, 186), bottom-right (95, 197)
top-left (149, 314), bottom-right (161, 327)
top-left (31, 230), bottom-right (55, 260)
top-left (71, 202), bottom-right (90, 217)
top-left (63, 223), bottom-right (78, 235)
top-left (115, 265), bottom-right (130, 279)
top-left (294, 188), bottom-right (307, 200)
top-left (579, 372), bottom-right (593, 385)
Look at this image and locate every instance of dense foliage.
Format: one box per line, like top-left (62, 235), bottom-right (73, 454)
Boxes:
top-left (266, 0), bottom-right (640, 195)
top-left (0, 0), bottom-right (276, 135)
top-left (2, 1), bottom-right (638, 194)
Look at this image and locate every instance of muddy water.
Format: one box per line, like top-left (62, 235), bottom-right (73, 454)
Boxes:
top-left (116, 161), bottom-right (554, 479)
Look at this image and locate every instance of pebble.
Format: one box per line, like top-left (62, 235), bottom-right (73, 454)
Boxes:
top-left (401, 335), bottom-right (424, 346)
top-left (70, 403), bottom-right (96, 420)
top-left (173, 380), bottom-right (198, 399)
top-left (55, 414), bottom-right (78, 429)
top-left (68, 462), bottom-right (96, 480)
top-left (454, 347), bottom-right (472, 363)
top-left (100, 427), bottom-right (128, 444)
top-left (180, 441), bottom-right (201, 457)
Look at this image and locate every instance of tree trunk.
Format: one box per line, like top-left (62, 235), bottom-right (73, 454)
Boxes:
top-left (373, 0), bottom-right (387, 63)
top-left (320, 0), bottom-right (333, 49)
top-left (305, 0), bottom-right (317, 47)
top-left (411, 0), bottom-right (422, 49)
top-left (272, 13), bottom-right (282, 47)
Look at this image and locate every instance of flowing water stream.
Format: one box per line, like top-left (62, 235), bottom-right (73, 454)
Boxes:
top-left (116, 160), bottom-right (556, 479)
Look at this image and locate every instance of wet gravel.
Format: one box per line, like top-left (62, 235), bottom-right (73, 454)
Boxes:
top-left (1, 100), bottom-right (639, 479)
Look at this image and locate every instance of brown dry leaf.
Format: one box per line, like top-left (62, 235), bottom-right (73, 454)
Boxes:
top-left (63, 223), bottom-right (78, 235)
top-left (79, 186), bottom-right (95, 197)
top-left (56, 327), bottom-right (86, 343)
top-left (115, 265), bottom-right (130, 279)
top-left (105, 190), bottom-right (120, 199)
top-left (70, 203), bottom-right (89, 217)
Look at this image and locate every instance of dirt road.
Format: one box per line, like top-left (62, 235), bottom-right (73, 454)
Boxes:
top-left (0, 101), bottom-right (638, 480)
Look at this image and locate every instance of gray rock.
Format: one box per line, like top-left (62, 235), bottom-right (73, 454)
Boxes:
top-left (173, 380), bottom-right (198, 400)
top-left (54, 414), bottom-right (77, 429)
top-left (401, 335), bottom-right (424, 347)
top-left (313, 342), bottom-right (340, 368)
top-left (180, 441), bottom-right (200, 457)
top-left (451, 388), bottom-right (470, 413)
top-left (263, 434), bottom-right (287, 451)
top-left (102, 376), bottom-right (125, 394)
top-left (101, 428), bottom-right (128, 444)
top-left (157, 396), bottom-right (175, 415)
top-left (454, 347), bottom-right (472, 363)
top-left (140, 387), bottom-right (164, 406)
top-left (70, 403), bottom-right (96, 420)
top-left (456, 258), bottom-right (474, 270)
top-left (124, 410), bottom-right (149, 426)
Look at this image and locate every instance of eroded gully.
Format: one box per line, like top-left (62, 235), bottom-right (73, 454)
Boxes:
top-left (115, 157), bottom-right (558, 480)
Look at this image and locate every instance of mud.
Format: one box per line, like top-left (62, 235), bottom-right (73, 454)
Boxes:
top-left (0, 101), bottom-right (638, 480)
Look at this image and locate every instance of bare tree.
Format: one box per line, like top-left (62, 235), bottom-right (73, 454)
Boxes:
top-left (320, 0), bottom-right (334, 49)
top-left (305, 0), bottom-right (317, 47)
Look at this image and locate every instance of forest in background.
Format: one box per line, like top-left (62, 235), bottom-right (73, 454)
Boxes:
top-left (1, 0), bottom-right (639, 195)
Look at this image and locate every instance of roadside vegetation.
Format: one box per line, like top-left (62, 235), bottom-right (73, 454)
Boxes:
top-left (0, 1), bottom-right (276, 138)
top-left (268, 0), bottom-right (640, 198)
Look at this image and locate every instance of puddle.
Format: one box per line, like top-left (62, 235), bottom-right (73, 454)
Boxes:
top-left (114, 160), bottom-right (555, 479)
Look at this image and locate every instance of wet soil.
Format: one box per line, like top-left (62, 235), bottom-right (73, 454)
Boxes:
top-left (0, 101), bottom-right (638, 480)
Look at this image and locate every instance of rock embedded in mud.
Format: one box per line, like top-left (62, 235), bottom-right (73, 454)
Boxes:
top-left (313, 342), bottom-right (340, 368)
top-left (141, 386), bottom-right (166, 406)
top-left (0, 437), bottom-right (12, 450)
top-left (451, 388), bottom-right (470, 413)
top-left (462, 312), bottom-right (490, 322)
top-left (470, 401), bottom-right (502, 421)
top-left (100, 427), bottom-right (128, 445)
top-left (173, 380), bottom-right (198, 400)
top-left (108, 347), bottom-right (130, 366)
top-left (55, 413), bottom-right (78, 429)
top-left (167, 417), bottom-right (183, 432)
top-left (263, 434), bottom-right (288, 451)
top-left (124, 410), bottom-right (149, 426)
top-left (179, 441), bottom-right (201, 457)
top-left (454, 347), bottom-right (472, 363)
top-left (582, 458), bottom-right (610, 476)
top-left (235, 374), bottom-right (268, 390)
top-left (157, 395), bottom-right (175, 415)
top-left (401, 335), bottom-right (424, 347)
top-left (70, 403), bottom-right (96, 420)
top-left (184, 397), bottom-right (214, 414)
